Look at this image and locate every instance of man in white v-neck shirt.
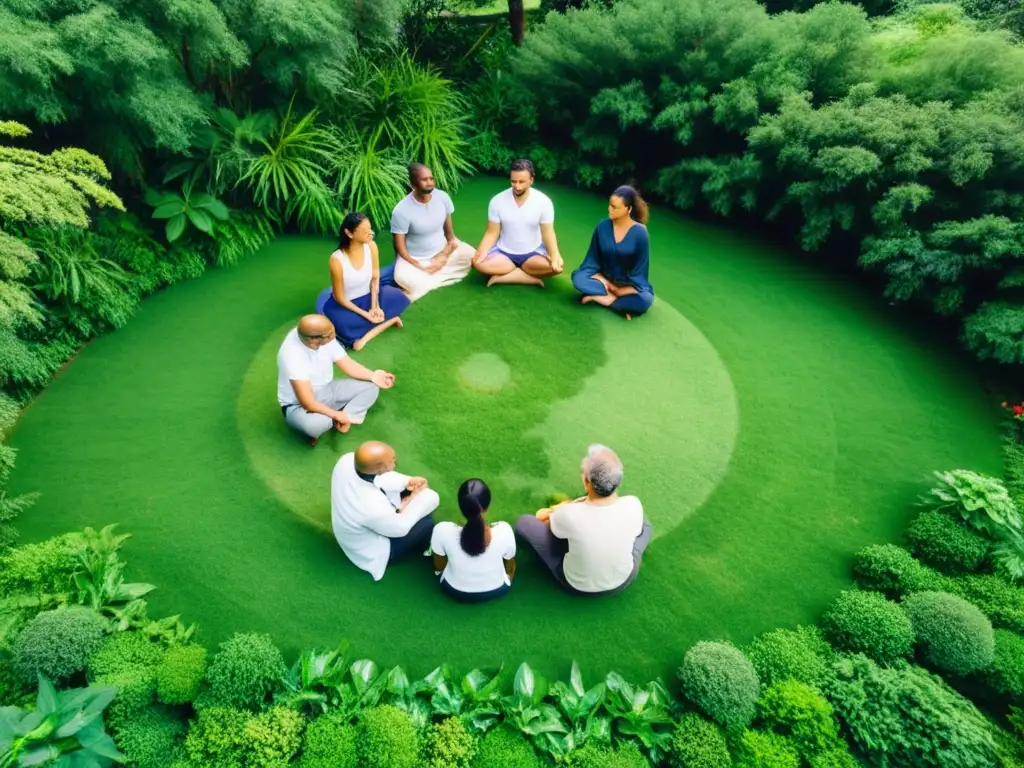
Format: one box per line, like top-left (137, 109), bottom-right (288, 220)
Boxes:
top-left (472, 158), bottom-right (565, 288)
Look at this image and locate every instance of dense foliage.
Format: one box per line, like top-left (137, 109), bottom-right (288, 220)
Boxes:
top-left (678, 641), bottom-right (760, 731)
top-left (819, 590), bottom-right (915, 665)
top-left (902, 590), bottom-right (995, 675)
top-left (206, 631), bottom-right (286, 709)
top-left (667, 712), bottom-right (732, 768)
top-left (12, 606), bottom-right (107, 683)
top-left (496, 0), bottom-right (1024, 367)
top-left (905, 510), bottom-right (991, 574)
top-left (745, 625), bottom-right (834, 689)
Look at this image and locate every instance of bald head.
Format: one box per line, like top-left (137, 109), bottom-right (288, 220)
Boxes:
top-left (355, 441), bottom-right (396, 474)
top-left (298, 314), bottom-right (333, 336)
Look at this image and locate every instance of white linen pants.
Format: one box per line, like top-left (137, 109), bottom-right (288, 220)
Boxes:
top-left (283, 379), bottom-right (379, 439)
top-left (393, 242), bottom-right (475, 301)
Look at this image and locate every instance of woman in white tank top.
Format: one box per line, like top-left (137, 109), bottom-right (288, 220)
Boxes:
top-left (321, 213), bottom-right (410, 351)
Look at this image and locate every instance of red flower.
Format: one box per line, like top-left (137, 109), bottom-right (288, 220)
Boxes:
top-left (1012, 405), bottom-right (1023, 416)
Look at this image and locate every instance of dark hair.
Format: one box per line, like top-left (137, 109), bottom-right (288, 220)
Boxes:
top-left (612, 185), bottom-right (649, 225)
top-left (338, 212), bottom-right (368, 249)
top-left (408, 162), bottom-right (429, 185)
top-left (458, 478), bottom-right (492, 557)
top-left (510, 158), bottom-right (535, 177)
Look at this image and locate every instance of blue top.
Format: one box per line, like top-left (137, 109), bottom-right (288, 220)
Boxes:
top-left (574, 219), bottom-right (653, 294)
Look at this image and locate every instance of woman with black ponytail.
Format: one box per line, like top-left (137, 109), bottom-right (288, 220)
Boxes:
top-left (430, 479), bottom-right (517, 603)
top-left (571, 185), bottom-right (655, 319)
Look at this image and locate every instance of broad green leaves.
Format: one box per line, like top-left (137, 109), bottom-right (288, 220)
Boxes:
top-left (146, 181), bottom-right (231, 243)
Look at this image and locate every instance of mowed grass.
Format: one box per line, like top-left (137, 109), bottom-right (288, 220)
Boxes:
top-left (8, 176), bottom-right (1001, 682)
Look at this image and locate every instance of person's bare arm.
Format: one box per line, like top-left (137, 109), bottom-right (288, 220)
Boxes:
top-left (289, 379), bottom-right (347, 422)
top-left (540, 223), bottom-right (563, 271)
top-left (475, 221), bottom-right (501, 262)
top-left (504, 556), bottom-right (517, 580)
top-left (392, 233), bottom-right (425, 270)
top-left (432, 553), bottom-right (448, 575)
top-left (443, 213), bottom-right (457, 246)
top-left (335, 356), bottom-right (394, 389)
top-left (369, 243), bottom-right (381, 313)
top-left (330, 258), bottom-right (375, 321)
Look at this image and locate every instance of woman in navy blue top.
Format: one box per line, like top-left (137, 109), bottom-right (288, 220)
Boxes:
top-left (571, 185), bottom-right (654, 318)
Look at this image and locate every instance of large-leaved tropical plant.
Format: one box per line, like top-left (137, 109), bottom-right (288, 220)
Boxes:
top-left (147, 178), bottom-right (231, 242)
top-left (921, 469), bottom-right (1021, 538)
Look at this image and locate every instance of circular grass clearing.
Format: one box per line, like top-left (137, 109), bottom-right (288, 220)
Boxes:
top-left (238, 293), bottom-right (738, 538)
top-left (7, 178), bottom-right (1002, 681)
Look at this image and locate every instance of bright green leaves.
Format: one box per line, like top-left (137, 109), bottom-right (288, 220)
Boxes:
top-left (146, 181), bottom-right (230, 243)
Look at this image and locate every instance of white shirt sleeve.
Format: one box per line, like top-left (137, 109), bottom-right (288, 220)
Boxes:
top-left (281, 346), bottom-right (310, 382)
top-left (540, 195), bottom-right (555, 225)
top-left (487, 197), bottom-right (501, 224)
top-left (444, 191), bottom-right (455, 215)
top-left (325, 339), bottom-right (347, 362)
top-left (390, 203), bottom-right (410, 235)
top-left (430, 523), bottom-right (447, 556)
top-left (549, 504), bottom-right (575, 539)
top-left (500, 522), bottom-right (516, 559)
top-left (375, 471), bottom-right (411, 494)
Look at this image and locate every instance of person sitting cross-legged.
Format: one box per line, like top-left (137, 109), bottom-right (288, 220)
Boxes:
top-left (571, 185), bottom-right (654, 320)
top-left (331, 440), bottom-right (439, 581)
top-left (430, 478), bottom-right (516, 603)
top-left (516, 444), bottom-right (652, 595)
top-left (277, 315), bottom-right (396, 447)
top-left (391, 163), bottom-right (476, 301)
top-left (472, 158), bottom-right (564, 288)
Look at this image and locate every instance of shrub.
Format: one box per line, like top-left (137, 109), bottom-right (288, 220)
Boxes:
top-left (953, 574), bottom-right (1024, 633)
top-left (206, 632), bottom-right (285, 709)
top-left (745, 626), bottom-right (833, 689)
top-left (97, 665), bottom-right (157, 726)
top-left (112, 705), bottom-right (186, 768)
top-left (758, 680), bottom-right (839, 755)
top-left (359, 705), bottom-right (420, 768)
top-left (668, 712), bottom-right (731, 768)
top-left (564, 742), bottom-right (648, 768)
top-left (826, 654), bottom-right (997, 767)
top-left (157, 645), bottom-right (207, 704)
top-left (678, 641), bottom-right (760, 731)
top-left (902, 591), bottom-right (995, 675)
top-left (243, 706), bottom-right (305, 768)
top-left (906, 510), bottom-right (991, 574)
top-left (983, 629), bottom-right (1024, 699)
top-left (13, 606), bottom-right (107, 683)
top-left (0, 533), bottom-right (80, 594)
top-left (473, 726), bottom-right (541, 768)
top-left (423, 717), bottom-right (477, 768)
top-left (88, 631), bottom-right (164, 678)
top-left (922, 469), bottom-right (1020, 538)
top-left (299, 711), bottom-right (358, 768)
top-left (733, 730), bottom-right (800, 768)
top-left (819, 590), bottom-right (915, 665)
top-left (853, 544), bottom-right (951, 599)
top-left (184, 705), bottom-right (252, 768)
top-left (806, 746), bottom-right (858, 768)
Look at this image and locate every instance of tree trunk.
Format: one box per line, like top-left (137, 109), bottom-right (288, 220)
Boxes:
top-left (508, 0), bottom-right (525, 45)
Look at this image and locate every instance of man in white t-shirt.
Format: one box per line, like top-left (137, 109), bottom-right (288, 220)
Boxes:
top-left (472, 158), bottom-right (565, 288)
top-left (277, 314), bottom-right (396, 447)
top-left (331, 440), bottom-right (439, 581)
top-left (516, 444), bottom-right (652, 594)
top-left (390, 163), bottom-right (476, 301)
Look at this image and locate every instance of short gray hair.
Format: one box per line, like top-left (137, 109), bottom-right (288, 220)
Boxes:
top-left (583, 444), bottom-right (623, 497)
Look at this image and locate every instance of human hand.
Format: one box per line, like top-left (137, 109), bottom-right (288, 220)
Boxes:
top-left (406, 476), bottom-right (428, 492)
top-left (332, 411), bottom-right (352, 432)
top-left (426, 253), bottom-right (447, 274)
top-left (535, 507), bottom-right (553, 523)
top-left (550, 252), bottom-right (564, 274)
top-left (371, 369), bottom-right (395, 389)
top-left (446, 238), bottom-right (459, 254)
top-left (367, 307), bottom-right (385, 323)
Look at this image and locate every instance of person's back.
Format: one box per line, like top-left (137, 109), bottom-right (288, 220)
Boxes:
top-left (550, 494), bottom-right (644, 593)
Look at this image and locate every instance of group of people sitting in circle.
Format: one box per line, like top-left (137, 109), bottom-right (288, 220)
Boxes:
top-left (275, 158), bottom-right (655, 601)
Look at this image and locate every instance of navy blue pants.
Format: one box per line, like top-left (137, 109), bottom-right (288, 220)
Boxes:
top-left (571, 271), bottom-right (653, 316)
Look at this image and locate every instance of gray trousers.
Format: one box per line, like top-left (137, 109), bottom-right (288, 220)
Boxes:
top-left (283, 379), bottom-right (379, 439)
top-left (515, 515), bottom-right (653, 596)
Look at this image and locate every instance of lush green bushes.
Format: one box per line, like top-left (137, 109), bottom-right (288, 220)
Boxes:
top-left (678, 641), bottom-right (760, 731)
top-left (298, 711), bottom-right (358, 768)
top-left (733, 730), bottom-right (800, 767)
top-left (112, 705), bottom-right (186, 768)
top-left (563, 742), bottom-right (649, 768)
top-left (853, 544), bottom-right (952, 599)
top-left (423, 716), bottom-right (477, 768)
top-left (819, 590), bottom-right (915, 665)
top-left (243, 706), bottom-right (305, 767)
top-left (983, 629), bottom-right (1024, 700)
top-left (757, 680), bottom-right (840, 756)
top-left (905, 510), bottom-right (990, 574)
top-left (157, 645), bottom-right (207, 705)
top-left (206, 632), bottom-right (285, 709)
top-left (473, 726), bottom-right (541, 768)
top-left (12, 605), bottom-right (107, 683)
top-left (745, 626), bottom-right (833, 689)
top-left (826, 654), bottom-right (997, 767)
top-left (359, 705), bottom-right (421, 768)
top-left (902, 591), bottom-right (995, 675)
top-left (668, 712), bottom-right (731, 768)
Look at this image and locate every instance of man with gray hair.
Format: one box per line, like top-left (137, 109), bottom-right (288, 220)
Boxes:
top-left (516, 444), bottom-right (652, 594)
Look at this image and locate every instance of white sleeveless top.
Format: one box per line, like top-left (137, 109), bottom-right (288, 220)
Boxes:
top-left (333, 245), bottom-right (372, 301)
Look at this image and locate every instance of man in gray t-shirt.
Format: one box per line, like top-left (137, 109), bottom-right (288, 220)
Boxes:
top-left (390, 164), bottom-right (476, 301)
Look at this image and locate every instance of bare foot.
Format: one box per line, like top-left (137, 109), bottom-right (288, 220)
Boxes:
top-left (582, 295), bottom-right (596, 305)
top-left (394, 317), bottom-right (404, 329)
top-left (486, 275), bottom-right (501, 287)
top-left (626, 313), bottom-right (633, 321)
top-left (352, 339), bottom-right (365, 351)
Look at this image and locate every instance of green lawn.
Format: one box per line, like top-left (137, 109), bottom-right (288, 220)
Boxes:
top-left (8, 177), bottom-right (1001, 682)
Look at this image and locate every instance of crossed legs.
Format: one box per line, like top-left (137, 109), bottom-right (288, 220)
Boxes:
top-left (284, 379), bottom-right (380, 443)
top-left (474, 251), bottom-right (562, 287)
top-left (572, 271), bottom-right (654, 318)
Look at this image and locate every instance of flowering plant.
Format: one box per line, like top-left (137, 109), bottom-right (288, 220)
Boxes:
top-left (1002, 402), bottom-right (1024, 420)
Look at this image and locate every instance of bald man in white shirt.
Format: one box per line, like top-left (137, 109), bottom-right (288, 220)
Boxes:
top-left (331, 441), bottom-right (439, 581)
